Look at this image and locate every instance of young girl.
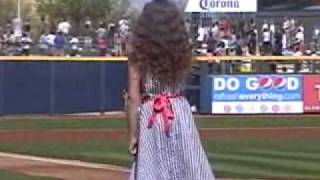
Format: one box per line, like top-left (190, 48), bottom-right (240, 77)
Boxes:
top-left (127, 0), bottom-right (215, 179)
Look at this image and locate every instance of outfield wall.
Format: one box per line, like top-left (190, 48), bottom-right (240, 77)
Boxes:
top-left (0, 60), bottom-right (127, 115)
top-left (0, 56), bottom-right (319, 115)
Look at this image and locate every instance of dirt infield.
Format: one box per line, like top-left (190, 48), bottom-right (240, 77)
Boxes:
top-left (0, 153), bottom-right (129, 180)
top-left (0, 127), bottom-right (319, 142)
top-left (0, 153), bottom-right (240, 180)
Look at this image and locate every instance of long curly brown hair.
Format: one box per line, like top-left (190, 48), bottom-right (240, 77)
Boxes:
top-left (129, 0), bottom-right (192, 87)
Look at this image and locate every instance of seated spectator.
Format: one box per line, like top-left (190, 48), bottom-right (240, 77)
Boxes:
top-left (20, 33), bottom-right (33, 56)
top-left (214, 42), bottom-right (226, 56)
top-left (69, 36), bottom-right (80, 57)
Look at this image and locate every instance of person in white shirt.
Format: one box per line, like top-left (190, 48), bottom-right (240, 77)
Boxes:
top-left (262, 28), bottom-right (271, 55)
top-left (69, 36), bottom-right (80, 56)
top-left (283, 18), bottom-right (290, 31)
top-left (269, 21), bottom-right (276, 51)
top-left (313, 26), bottom-right (320, 40)
top-left (269, 21), bottom-right (275, 34)
top-left (262, 20), bottom-right (269, 32)
top-left (197, 26), bottom-right (205, 48)
top-left (96, 22), bottom-right (107, 37)
top-left (12, 17), bottom-right (23, 39)
top-left (45, 31), bottom-right (56, 55)
top-left (211, 22), bottom-right (219, 38)
top-left (119, 18), bottom-right (128, 28)
top-left (20, 33), bottom-right (33, 56)
top-left (57, 19), bottom-right (71, 35)
top-left (295, 28), bottom-right (304, 44)
top-left (282, 33), bottom-right (287, 51)
top-left (38, 32), bottom-right (48, 54)
top-left (197, 26), bottom-right (205, 42)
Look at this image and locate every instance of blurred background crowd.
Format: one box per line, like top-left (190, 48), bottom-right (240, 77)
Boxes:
top-left (1, 0), bottom-right (320, 58)
top-left (0, 0), bottom-right (320, 74)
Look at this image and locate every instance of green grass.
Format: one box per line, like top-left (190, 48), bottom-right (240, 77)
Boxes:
top-left (0, 116), bottom-right (320, 179)
top-left (0, 116), bottom-right (320, 130)
top-left (0, 138), bottom-right (320, 179)
top-left (0, 170), bottom-right (57, 180)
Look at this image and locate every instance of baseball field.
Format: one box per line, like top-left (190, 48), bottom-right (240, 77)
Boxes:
top-left (0, 115), bottom-right (319, 180)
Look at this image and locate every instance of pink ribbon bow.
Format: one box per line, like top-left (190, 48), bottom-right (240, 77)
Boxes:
top-left (147, 94), bottom-right (175, 137)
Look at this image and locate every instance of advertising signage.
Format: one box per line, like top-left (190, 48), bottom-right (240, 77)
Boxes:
top-left (185, 0), bottom-right (257, 13)
top-left (304, 75), bottom-right (320, 113)
top-left (211, 75), bottom-right (304, 114)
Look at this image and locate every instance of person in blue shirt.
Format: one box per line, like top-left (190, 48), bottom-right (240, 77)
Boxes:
top-left (54, 31), bottom-right (65, 56)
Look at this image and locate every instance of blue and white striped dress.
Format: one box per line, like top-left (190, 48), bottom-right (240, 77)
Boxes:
top-left (129, 75), bottom-right (215, 180)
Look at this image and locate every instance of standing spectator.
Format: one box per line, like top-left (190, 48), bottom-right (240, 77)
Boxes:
top-left (219, 18), bottom-right (230, 38)
top-left (96, 34), bottom-right (107, 56)
top-left (282, 30), bottom-right (288, 52)
top-left (269, 21), bottom-right (276, 51)
top-left (206, 32), bottom-right (216, 55)
top-left (2, 31), bottom-right (9, 52)
top-left (295, 28), bottom-right (304, 43)
top-left (6, 19), bottom-right (12, 33)
top-left (0, 30), bottom-right (4, 54)
top-left (283, 18), bottom-right (290, 31)
top-left (249, 18), bottom-right (256, 31)
top-left (83, 19), bottom-right (93, 51)
top-left (46, 30), bottom-right (56, 56)
top-left (119, 18), bottom-right (130, 56)
top-left (295, 28), bottom-right (304, 51)
top-left (38, 31), bottom-right (48, 54)
top-left (185, 19), bottom-right (191, 33)
top-left (8, 30), bottom-right (17, 55)
top-left (196, 26), bottom-right (206, 48)
top-left (310, 38), bottom-right (319, 54)
top-left (24, 19), bottom-right (31, 35)
top-left (96, 22), bottom-right (107, 38)
top-left (54, 31), bottom-right (65, 56)
top-left (248, 29), bottom-right (257, 55)
top-left (262, 28), bottom-right (271, 55)
top-left (107, 22), bottom-right (116, 48)
top-left (57, 18), bottom-right (71, 35)
top-left (273, 29), bottom-right (283, 55)
top-left (211, 22), bottom-right (219, 38)
top-left (234, 35), bottom-right (243, 56)
top-left (262, 20), bottom-right (269, 32)
top-left (12, 17), bottom-right (23, 39)
top-left (313, 26), bottom-right (320, 41)
top-left (114, 33), bottom-right (122, 56)
top-left (39, 16), bottom-right (49, 36)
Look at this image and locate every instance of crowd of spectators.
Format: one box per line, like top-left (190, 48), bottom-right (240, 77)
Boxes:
top-left (192, 17), bottom-right (320, 73)
top-left (193, 17), bottom-right (320, 57)
top-left (195, 18), bottom-right (305, 56)
top-left (1, 15), bottom-right (320, 62)
top-left (0, 17), bottom-right (130, 57)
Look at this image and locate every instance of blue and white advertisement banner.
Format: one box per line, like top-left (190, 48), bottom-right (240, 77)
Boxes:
top-left (185, 0), bottom-right (257, 13)
top-left (211, 75), bottom-right (304, 114)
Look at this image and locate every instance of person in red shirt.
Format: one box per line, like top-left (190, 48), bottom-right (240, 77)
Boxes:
top-left (96, 35), bottom-right (107, 56)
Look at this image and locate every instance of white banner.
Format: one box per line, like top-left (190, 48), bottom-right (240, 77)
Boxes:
top-left (185, 0), bottom-right (257, 13)
top-left (212, 102), bottom-right (304, 114)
